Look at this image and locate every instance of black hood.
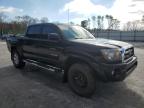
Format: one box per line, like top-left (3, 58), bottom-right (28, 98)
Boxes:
top-left (70, 38), bottom-right (133, 49)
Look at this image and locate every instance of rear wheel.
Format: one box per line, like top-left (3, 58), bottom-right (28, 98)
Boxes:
top-left (68, 63), bottom-right (96, 97)
top-left (11, 50), bottom-right (25, 68)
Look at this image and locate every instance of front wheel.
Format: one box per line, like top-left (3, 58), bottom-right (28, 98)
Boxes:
top-left (11, 50), bottom-right (25, 68)
top-left (68, 63), bottom-right (96, 97)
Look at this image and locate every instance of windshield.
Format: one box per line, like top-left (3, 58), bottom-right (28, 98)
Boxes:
top-left (58, 25), bottom-right (95, 40)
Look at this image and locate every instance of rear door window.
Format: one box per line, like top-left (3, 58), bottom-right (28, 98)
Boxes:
top-left (27, 25), bottom-right (42, 38)
top-left (42, 25), bottom-right (60, 35)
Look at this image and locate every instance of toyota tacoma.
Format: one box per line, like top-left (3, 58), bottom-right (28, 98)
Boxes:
top-left (6, 23), bottom-right (137, 97)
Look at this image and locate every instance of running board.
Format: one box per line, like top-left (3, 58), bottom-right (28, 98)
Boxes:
top-left (24, 59), bottom-right (63, 73)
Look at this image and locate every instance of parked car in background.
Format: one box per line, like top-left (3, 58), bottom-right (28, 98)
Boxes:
top-left (0, 34), bottom-right (9, 40)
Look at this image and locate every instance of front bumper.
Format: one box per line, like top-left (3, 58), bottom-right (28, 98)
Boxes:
top-left (92, 56), bottom-right (137, 82)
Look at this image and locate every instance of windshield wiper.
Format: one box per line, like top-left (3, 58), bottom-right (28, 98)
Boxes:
top-left (74, 37), bottom-right (84, 39)
top-left (75, 37), bottom-right (94, 39)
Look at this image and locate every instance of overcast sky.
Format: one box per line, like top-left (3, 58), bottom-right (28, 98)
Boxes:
top-left (0, 0), bottom-right (144, 25)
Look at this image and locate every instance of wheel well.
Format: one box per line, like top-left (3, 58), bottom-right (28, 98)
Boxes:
top-left (63, 57), bottom-right (92, 82)
top-left (11, 46), bottom-right (22, 56)
top-left (11, 46), bottom-right (17, 53)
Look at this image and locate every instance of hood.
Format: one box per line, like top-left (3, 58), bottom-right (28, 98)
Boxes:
top-left (70, 38), bottom-right (133, 49)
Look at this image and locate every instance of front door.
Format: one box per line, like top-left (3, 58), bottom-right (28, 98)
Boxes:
top-left (35, 24), bottom-right (64, 67)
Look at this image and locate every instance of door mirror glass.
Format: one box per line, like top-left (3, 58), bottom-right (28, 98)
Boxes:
top-left (48, 33), bottom-right (60, 41)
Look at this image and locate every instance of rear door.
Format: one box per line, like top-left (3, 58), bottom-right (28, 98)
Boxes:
top-left (22, 25), bottom-right (42, 60)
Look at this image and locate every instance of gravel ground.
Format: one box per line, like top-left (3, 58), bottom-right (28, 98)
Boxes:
top-left (0, 41), bottom-right (144, 108)
top-left (130, 42), bottom-right (144, 49)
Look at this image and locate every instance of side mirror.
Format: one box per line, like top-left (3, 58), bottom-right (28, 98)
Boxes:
top-left (48, 33), bottom-right (60, 41)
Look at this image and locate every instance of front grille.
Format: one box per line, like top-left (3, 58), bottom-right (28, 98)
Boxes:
top-left (124, 47), bottom-right (134, 60)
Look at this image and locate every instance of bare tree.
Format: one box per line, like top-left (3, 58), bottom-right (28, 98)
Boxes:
top-left (123, 22), bottom-right (131, 31)
top-left (141, 15), bottom-right (144, 30)
top-left (0, 13), bottom-right (7, 35)
top-left (112, 19), bottom-right (120, 30)
top-left (15, 16), bottom-right (22, 23)
top-left (87, 18), bottom-right (91, 29)
top-left (105, 15), bottom-right (113, 29)
top-left (0, 13), bottom-right (7, 22)
top-left (142, 15), bottom-right (144, 22)
top-left (131, 21), bottom-right (139, 31)
top-left (91, 16), bottom-right (96, 28)
top-left (21, 15), bottom-right (32, 26)
top-left (123, 20), bottom-right (142, 31)
top-left (97, 16), bottom-right (104, 30)
top-left (105, 15), bottom-right (120, 30)
top-left (30, 18), bottom-right (39, 24)
top-left (40, 17), bottom-right (49, 23)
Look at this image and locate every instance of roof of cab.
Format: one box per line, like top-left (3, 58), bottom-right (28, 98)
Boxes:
top-left (28, 23), bottom-right (76, 28)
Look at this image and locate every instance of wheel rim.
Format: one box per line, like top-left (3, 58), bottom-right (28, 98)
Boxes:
top-left (13, 53), bottom-right (19, 65)
top-left (72, 71), bottom-right (87, 88)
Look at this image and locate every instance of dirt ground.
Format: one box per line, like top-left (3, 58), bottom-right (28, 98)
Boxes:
top-left (0, 41), bottom-right (144, 108)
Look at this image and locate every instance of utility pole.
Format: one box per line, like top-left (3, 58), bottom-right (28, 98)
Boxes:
top-left (68, 8), bottom-right (69, 24)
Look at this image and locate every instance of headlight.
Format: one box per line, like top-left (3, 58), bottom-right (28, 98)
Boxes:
top-left (101, 49), bottom-right (122, 61)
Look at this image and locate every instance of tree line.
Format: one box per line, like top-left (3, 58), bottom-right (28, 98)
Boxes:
top-left (0, 12), bottom-right (144, 35)
top-left (81, 15), bottom-right (144, 31)
top-left (0, 13), bottom-right (48, 35)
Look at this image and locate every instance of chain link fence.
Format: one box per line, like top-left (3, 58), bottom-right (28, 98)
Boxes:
top-left (92, 31), bottom-right (144, 42)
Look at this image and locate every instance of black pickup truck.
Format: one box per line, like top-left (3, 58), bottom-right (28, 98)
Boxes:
top-left (6, 23), bottom-right (137, 97)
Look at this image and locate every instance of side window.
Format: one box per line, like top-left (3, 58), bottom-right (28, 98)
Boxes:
top-left (42, 25), bottom-right (61, 40)
top-left (27, 25), bottom-right (41, 38)
top-left (42, 25), bottom-right (60, 35)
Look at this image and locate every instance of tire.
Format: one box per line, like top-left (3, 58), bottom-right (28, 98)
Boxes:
top-left (11, 50), bottom-right (25, 68)
top-left (68, 63), bottom-right (96, 97)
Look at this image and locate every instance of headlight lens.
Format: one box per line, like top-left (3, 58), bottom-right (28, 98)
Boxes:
top-left (101, 49), bottom-right (122, 61)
